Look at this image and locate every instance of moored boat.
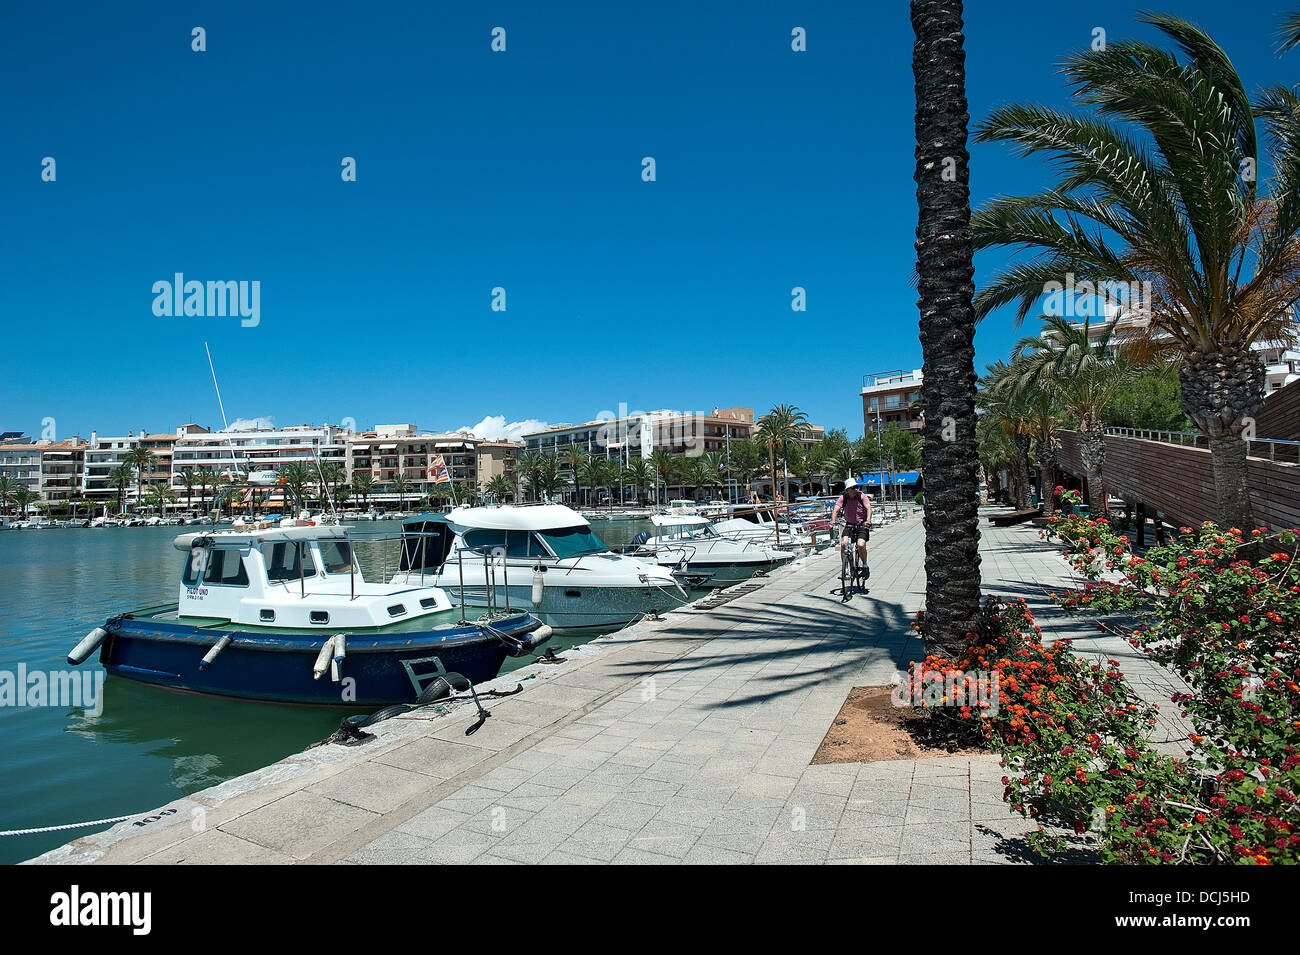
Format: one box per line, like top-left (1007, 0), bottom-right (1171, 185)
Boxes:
top-left (66, 520), bottom-right (552, 704)
top-left (392, 505), bottom-right (689, 630)
top-left (631, 515), bottom-right (796, 588)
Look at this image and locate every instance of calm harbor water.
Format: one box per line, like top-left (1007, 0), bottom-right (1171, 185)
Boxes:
top-left (0, 516), bottom-right (654, 863)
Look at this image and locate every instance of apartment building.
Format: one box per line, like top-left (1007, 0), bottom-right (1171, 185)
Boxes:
top-left (346, 426), bottom-right (520, 502)
top-left (170, 424), bottom-right (346, 487)
top-left (862, 370), bottom-right (924, 435)
top-left (0, 439), bottom-right (87, 503)
top-left (522, 406), bottom-right (762, 458)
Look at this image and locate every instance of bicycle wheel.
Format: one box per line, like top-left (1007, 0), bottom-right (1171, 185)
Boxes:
top-left (840, 546), bottom-right (851, 600)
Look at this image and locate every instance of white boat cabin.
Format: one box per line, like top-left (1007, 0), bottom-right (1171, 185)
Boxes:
top-left (172, 522), bottom-right (452, 630)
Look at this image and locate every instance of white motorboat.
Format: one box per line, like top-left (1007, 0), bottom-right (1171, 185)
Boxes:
top-left (709, 504), bottom-right (817, 548)
top-left (632, 515), bottom-right (796, 588)
top-left (393, 505), bottom-right (689, 630)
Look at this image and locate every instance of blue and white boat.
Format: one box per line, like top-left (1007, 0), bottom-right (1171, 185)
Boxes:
top-left (65, 521), bottom-right (552, 705)
top-left (631, 514), bottom-right (797, 588)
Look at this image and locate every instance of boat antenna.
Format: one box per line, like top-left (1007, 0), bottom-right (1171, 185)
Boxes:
top-left (204, 342), bottom-right (248, 526)
top-left (311, 437), bottom-right (341, 524)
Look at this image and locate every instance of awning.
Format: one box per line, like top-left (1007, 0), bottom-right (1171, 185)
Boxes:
top-left (378, 444), bottom-right (398, 450)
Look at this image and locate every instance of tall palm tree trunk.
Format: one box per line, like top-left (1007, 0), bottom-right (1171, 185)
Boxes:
top-left (1078, 415), bottom-right (1108, 518)
top-left (1179, 343), bottom-right (1263, 532)
top-left (912, 0), bottom-right (982, 654)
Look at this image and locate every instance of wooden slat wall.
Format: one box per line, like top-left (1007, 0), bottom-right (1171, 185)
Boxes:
top-left (1254, 379), bottom-right (1300, 442)
top-left (1055, 430), bottom-right (1300, 530)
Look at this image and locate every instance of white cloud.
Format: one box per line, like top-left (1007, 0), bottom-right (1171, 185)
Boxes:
top-left (225, 415), bottom-right (276, 431)
top-left (460, 415), bottom-right (549, 442)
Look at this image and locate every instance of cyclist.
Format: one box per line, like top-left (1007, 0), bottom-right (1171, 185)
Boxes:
top-left (831, 477), bottom-right (872, 577)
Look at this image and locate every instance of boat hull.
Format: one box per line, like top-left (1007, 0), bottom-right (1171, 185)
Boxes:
top-left (439, 583), bottom-right (679, 631)
top-left (94, 613), bottom-right (549, 705)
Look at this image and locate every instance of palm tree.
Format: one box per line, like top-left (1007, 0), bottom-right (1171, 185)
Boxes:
top-left (755, 405), bottom-right (809, 501)
top-left (971, 12), bottom-right (1300, 531)
top-left (978, 361), bottom-right (1035, 510)
top-left (649, 450), bottom-right (676, 505)
top-left (625, 458), bottom-right (653, 505)
top-left (195, 468), bottom-right (218, 515)
top-left (351, 471), bottom-right (375, 510)
top-left (108, 464), bottom-right (134, 515)
top-left (912, 0), bottom-right (983, 654)
top-left (13, 485), bottom-right (36, 520)
top-left (485, 474), bottom-right (514, 503)
top-left (317, 461), bottom-right (345, 508)
top-left (516, 451), bottom-right (546, 503)
top-left (279, 461), bottom-right (314, 515)
top-left (0, 474), bottom-right (16, 516)
top-left (178, 470), bottom-right (196, 513)
top-left (561, 447), bottom-right (589, 506)
top-left (123, 446), bottom-right (156, 512)
top-left (984, 354), bottom-right (1065, 510)
top-left (1012, 317), bottom-right (1136, 516)
top-left (577, 456), bottom-right (607, 507)
top-left (700, 451), bottom-right (728, 499)
top-left (390, 472), bottom-right (412, 512)
top-left (828, 445), bottom-right (865, 491)
top-left (145, 483), bottom-right (176, 518)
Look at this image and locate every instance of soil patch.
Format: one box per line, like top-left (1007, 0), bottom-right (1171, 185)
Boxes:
top-left (812, 685), bottom-right (987, 764)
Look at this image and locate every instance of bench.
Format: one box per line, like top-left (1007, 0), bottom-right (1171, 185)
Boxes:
top-left (988, 508), bottom-right (1042, 527)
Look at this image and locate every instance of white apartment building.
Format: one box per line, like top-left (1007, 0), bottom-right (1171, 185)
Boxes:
top-left (170, 424), bottom-right (349, 487)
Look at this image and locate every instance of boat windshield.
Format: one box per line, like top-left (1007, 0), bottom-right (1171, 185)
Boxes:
top-left (318, 539), bottom-right (357, 575)
top-left (537, 525), bottom-right (609, 557)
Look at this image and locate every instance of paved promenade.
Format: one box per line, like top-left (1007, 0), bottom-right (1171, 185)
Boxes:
top-left (31, 512), bottom-right (1187, 865)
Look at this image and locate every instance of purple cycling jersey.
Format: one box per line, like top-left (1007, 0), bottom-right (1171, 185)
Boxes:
top-left (837, 492), bottom-right (869, 524)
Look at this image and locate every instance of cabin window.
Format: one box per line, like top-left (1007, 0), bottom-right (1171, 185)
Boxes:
top-left (419, 597), bottom-right (439, 609)
top-left (260, 609), bottom-right (276, 622)
top-left (463, 528), bottom-right (507, 553)
top-left (387, 603), bottom-right (407, 617)
top-left (464, 529), bottom-right (549, 558)
top-left (181, 550), bottom-right (206, 585)
top-left (319, 540), bottom-right (355, 575)
top-left (265, 541), bottom-right (317, 581)
top-left (310, 611), bottom-right (330, 625)
top-left (202, 549), bottom-right (250, 586)
top-left (537, 525), bottom-right (608, 558)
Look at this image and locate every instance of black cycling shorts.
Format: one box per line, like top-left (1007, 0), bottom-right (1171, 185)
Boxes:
top-left (842, 522), bottom-right (870, 543)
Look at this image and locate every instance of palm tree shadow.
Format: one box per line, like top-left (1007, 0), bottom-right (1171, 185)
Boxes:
top-left (604, 594), bottom-right (925, 708)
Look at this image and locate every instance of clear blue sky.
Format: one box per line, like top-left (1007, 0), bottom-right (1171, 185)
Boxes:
top-left (2, 1), bottom-right (1295, 441)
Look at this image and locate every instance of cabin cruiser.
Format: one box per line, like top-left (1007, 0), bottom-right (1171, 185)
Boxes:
top-left (65, 520), bottom-right (551, 704)
top-left (631, 515), bottom-right (796, 588)
top-left (393, 505), bottom-right (688, 630)
top-left (709, 505), bottom-right (817, 548)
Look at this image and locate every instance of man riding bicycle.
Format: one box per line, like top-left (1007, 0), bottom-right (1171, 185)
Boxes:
top-left (831, 477), bottom-right (872, 575)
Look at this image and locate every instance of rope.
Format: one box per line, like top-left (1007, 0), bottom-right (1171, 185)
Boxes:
top-left (1, 812), bottom-right (138, 838)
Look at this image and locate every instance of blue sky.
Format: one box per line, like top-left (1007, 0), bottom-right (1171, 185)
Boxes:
top-left (2, 1), bottom-right (1296, 441)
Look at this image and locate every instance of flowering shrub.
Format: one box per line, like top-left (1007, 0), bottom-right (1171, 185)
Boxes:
top-left (913, 520), bottom-right (1300, 864)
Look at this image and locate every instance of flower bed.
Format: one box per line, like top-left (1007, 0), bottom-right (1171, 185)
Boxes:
top-left (911, 511), bottom-right (1299, 864)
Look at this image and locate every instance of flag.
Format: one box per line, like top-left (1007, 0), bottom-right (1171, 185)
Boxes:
top-left (243, 488), bottom-right (253, 502)
top-left (427, 454), bottom-right (451, 485)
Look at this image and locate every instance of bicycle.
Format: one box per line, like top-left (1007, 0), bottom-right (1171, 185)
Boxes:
top-left (837, 521), bottom-right (870, 600)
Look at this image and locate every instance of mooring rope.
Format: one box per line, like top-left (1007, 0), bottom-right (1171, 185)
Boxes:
top-left (1, 812), bottom-right (138, 838)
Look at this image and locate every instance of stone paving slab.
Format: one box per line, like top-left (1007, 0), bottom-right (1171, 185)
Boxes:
top-left (30, 510), bottom-right (1185, 865)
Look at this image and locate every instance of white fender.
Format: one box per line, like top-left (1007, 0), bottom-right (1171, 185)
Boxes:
top-left (200, 634), bottom-right (234, 669)
top-left (330, 633), bottom-right (346, 682)
top-left (68, 627), bottom-right (108, 665)
top-left (312, 636), bottom-right (336, 680)
top-left (531, 566), bottom-right (545, 606)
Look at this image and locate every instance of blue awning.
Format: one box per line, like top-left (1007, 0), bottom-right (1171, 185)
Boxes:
top-left (857, 472), bottom-right (921, 487)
